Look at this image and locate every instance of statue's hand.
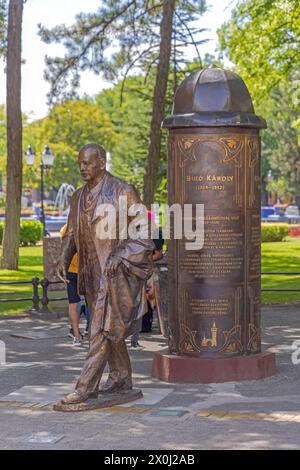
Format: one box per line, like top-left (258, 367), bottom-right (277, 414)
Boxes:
top-left (104, 256), bottom-right (121, 278)
top-left (56, 261), bottom-right (69, 285)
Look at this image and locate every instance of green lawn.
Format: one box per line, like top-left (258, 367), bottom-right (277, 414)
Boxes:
top-left (0, 246), bottom-right (68, 315)
top-left (0, 240), bottom-right (300, 314)
top-left (262, 238), bottom-right (300, 304)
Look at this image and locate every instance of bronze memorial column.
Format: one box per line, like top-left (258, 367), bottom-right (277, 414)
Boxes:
top-left (152, 66), bottom-right (276, 383)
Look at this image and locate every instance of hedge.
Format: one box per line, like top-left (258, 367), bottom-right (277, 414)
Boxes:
top-left (261, 223), bottom-right (289, 242)
top-left (0, 220), bottom-right (293, 245)
top-left (0, 220), bottom-right (43, 246)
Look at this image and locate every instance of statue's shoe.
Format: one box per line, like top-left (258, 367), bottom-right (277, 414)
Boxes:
top-left (98, 381), bottom-right (132, 394)
top-left (61, 390), bottom-right (97, 405)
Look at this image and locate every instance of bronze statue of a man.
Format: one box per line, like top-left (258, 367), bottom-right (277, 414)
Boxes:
top-left (56, 143), bottom-right (154, 406)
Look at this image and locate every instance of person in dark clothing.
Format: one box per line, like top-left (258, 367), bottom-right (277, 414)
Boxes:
top-left (130, 227), bottom-right (164, 348)
top-left (140, 228), bottom-right (164, 333)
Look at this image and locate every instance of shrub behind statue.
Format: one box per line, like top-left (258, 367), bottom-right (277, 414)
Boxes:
top-left (0, 220), bottom-right (43, 246)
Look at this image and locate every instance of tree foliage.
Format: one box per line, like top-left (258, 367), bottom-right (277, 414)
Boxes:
top-left (39, 0), bottom-right (207, 102)
top-left (1, 58), bottom-right (219, 201)
top-left (23, 98), bottom-right (117, 190)
top-left (96, 61), bottom-right (205, 200)
top-left (257, 82), bottom-right (300, 194)
top-left (0, 0), bottom-right (6, 56)
top-left (218, 0), bottom-right (300, 100)
top-left (96, 76), bottom-right (152, 194)
top-left (266, 177), bottom-right (291, 203)
top-left (20, 77), bottom-right (159, 195)
top-left (39, 0), bottom-right (207, 205)
top-left (218, 0), bottom-right (300, 198)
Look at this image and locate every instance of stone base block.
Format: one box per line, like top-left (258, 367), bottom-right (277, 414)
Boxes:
top-left (152, 351), bottom-right (276, 383)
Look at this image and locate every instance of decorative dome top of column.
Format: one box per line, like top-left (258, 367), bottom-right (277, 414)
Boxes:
top-left (163, 65), bottom-right (266, 129)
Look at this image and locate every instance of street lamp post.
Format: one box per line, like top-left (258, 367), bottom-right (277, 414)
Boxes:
top-left (25, 145), bottom-right (55, 237)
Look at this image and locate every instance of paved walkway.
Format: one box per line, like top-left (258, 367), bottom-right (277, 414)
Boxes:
top-left (0, 304), bottom-right (300, 450)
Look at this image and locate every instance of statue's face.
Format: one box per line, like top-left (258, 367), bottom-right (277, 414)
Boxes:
top-left (78, 148), bottom-right (106, 182)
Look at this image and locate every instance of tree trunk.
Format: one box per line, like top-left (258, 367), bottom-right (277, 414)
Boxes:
top-left (143, 0), bottom-right (175, 208)
top-left (1, 0), bottom-right (23, 269)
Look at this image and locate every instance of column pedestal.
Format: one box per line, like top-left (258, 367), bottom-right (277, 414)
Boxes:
top-left (152, 350), bottom-right (276, 383)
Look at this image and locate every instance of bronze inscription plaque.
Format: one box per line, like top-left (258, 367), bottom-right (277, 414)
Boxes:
top-left (168, 128), bottom-right (261, 357)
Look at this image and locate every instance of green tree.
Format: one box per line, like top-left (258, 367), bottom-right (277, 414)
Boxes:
top-left (39, 0), bottom-right (207, 206)
top-left (257, 83), bottom-right (300, 196)
top-left (23, 98), bottom-right (117, 190)
top-left (266, 177), bottom-right (291, 203)
top-left (0, 0), bottom-right (6, 55)
top-left (218, 0), bottom-right (300, 199)
top-left (218, 0), bottom-right (300, 100)
top-left (96, 76), bottom-right (153, 194)
top-left (143, 0), bottom-right (175, 207)
top-left (96, 57), bottom-right (217, 201)
top-left (1, 0), bottom-right (24, 270)
top-left (0, 104), bottom-right (6, 191)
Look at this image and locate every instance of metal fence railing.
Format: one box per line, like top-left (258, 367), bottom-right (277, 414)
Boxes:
top-left (0, 277), bottom-right (68, 313)
top-left (1, 271), bottom-right (300, 314)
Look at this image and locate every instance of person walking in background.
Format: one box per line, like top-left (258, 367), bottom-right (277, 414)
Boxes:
top-left (130, 217), bottom-right (164, 350)
top-left (141, 224), bottom-right (164, 333)
top-left (60, 224), bottom-right (89, 346)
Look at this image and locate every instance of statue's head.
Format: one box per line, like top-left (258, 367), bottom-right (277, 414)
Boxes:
top-left (78, 143), bottom-right (107, 182)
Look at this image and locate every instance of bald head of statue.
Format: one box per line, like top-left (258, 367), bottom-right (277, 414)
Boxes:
top-left (78, 143), bottom-right (107, 185)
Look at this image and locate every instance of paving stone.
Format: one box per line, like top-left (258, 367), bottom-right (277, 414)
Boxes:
top-left (10, 330), bottom-right (66, 340)
top-left (150, 409), bottom-right (189, 417)
top-left (25, 434), bottom-right (65, 444)
top-left (0, 306), bottom-right (300, 449)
